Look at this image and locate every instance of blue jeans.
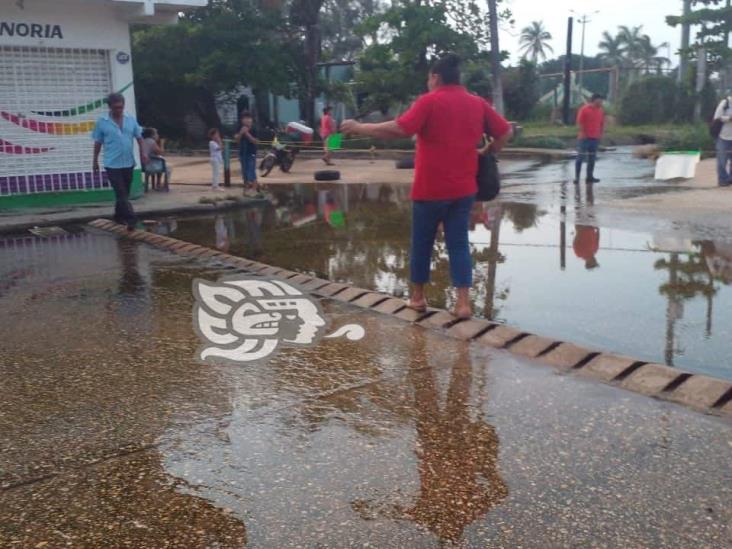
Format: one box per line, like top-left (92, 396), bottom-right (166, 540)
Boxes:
top-left (716, 138), bottom-right (732, 185)
top-left (240, 152), bottom-right (257, 183)
top-left (575, 138), bottom-right (599, 181)
top-left (411, 195), bottom-right (475, 288)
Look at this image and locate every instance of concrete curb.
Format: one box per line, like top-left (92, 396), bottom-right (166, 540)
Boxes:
top-left (0, 197), bottom-right (269, 236)
top-left (88, 219), bottom-right (732, 419)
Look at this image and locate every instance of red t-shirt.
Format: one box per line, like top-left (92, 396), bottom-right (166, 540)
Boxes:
top-left (576, 104), bottom-right (604, 139)
top-left (573, 225), bottom-right (600, 260)
top-left (320, 114), bottom-right (335, 139)
top-left (396, 85), bottom-right (511, 201)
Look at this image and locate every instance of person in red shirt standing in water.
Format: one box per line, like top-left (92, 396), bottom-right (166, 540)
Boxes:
top-left (341, 54), bottom-right (512, 319)
top-left (575, 93), bottom-right (605, 184)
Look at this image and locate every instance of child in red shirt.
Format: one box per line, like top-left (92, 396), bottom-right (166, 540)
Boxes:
top-left (320, 106), bottom-right (336, 166)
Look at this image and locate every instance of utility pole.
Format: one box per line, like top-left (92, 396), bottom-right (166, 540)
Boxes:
top-left (678, 0), bottom-right (691, 83)
top-left (571, 11), bottom-right (598, 99)
top-left (694, 45), bottom-right (706, 122)
top-left (487, 0), bottom-right (505, 115)
top-left (562, 17), bottom-right (573, 125)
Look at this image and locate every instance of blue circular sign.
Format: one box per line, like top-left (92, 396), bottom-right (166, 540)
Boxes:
top-left (116, 51), bottom-right (130, 64)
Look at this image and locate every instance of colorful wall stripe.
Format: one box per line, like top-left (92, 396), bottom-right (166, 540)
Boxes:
top-left (0, 138), bottom-right (53, 154)
top-left (31, 82), bottom-right (134, 117)
top-left (0, 171), bottom-right (107, 194)
top-left (1, 112), bottom-right (95, 136)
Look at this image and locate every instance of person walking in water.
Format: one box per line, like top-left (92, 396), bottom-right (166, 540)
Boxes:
top-left (92, 93), bottom-right (148, 230)
top-left (342, 54), bottom-right (511, 319)
top-left (575, 93), bottom-right (605, 184)
top-left (320, 106), bottom-right (336, 165)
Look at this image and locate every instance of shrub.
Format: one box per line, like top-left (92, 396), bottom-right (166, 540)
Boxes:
top-left (619, 76), bottom-right (718, 125)
top-left (504, 60), bottom-right (540, 121)
top-left (619, 77), bottom-right (678, 125)
top-left (510, 135), bottom-right (567, 149)
top-left (658, 124), bottom-right (714, 153)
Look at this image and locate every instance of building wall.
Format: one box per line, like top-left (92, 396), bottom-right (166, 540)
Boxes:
top-left (0, 0), bottom-right (139, 206)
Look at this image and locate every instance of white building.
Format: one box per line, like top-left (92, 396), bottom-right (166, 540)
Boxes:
top-left (0, 0), bottom-right (207, 209)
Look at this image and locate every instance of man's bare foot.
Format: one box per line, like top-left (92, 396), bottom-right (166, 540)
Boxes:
top-left (406, 298), bottom-right (427, 313)
top-left (451, 305), bottom-right (472, 319)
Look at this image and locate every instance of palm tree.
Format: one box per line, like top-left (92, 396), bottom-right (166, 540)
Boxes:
top-left (598, 31), bottom-right (625, 68)
top-left (638, 35), bottom-right (670, 74)
top-left (519, 21), bottom-right (553, 64)
top-left (598, 31), bottom-right (625, 102)
top-left (617, 25), bottom-right (645, 65)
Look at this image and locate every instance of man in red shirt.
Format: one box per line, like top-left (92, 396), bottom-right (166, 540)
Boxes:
top-left (575, 94), bottom-right (605, 184)
top-left (341, 54), bottom-right (511, 318)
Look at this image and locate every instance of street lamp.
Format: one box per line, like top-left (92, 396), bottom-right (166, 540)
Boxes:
top-left (571, 9), bottom-right (599, 101)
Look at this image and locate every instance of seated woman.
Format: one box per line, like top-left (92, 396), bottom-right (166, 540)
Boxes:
top-left (141, 128), bottom-right (168, 191)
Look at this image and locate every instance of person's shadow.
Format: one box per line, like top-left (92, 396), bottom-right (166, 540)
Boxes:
top-left (352, 333), bottom-right (508, 543)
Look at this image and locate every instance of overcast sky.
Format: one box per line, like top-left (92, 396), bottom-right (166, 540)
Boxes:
top-left (499, 0), bottom-right (686, 66)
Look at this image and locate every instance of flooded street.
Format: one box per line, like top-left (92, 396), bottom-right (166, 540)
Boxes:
top-left (156, 152), bottom-right (732, 378)
top-left (1, 230), bottom-right (730, 547)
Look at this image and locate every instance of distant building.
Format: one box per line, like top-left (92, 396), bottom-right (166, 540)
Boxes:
top-left (0, 0), bottom-right (207, 209)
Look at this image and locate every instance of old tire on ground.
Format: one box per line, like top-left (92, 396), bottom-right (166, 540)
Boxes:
top-left (395, 158), bottom-right (415, 169)
top-left (314, 170), bottom-right (341, 181)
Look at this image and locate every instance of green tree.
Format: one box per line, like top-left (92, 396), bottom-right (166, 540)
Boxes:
top-left (519, 21), bottom-right (553, 64)
top-left (132, 0), bottom-right (296, 139)
top-left (667, 0), bottom-right (732, 74)
top-left (598, 31), bottom-right (625, 68)
top-left (638, 35), bottom-right (670, 74)
top-left (354, 1), bottom-right (481, 114)
top-left (319, 0), bottom-right (384, 61)
top-left (503, 60), bottom-right (540, 120)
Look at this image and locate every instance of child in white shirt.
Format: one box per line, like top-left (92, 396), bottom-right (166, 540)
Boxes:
top-left (209, 128), bottom-right (224, 190)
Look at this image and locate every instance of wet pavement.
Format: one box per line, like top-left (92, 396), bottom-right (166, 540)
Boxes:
top-left (1, 230), bottom-right (731, 547)
top-left (154, 152), bottom-right (732, 379)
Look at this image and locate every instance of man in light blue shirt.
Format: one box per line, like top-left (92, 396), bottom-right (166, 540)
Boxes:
top-left (92, 93), bottom-right (148, 229)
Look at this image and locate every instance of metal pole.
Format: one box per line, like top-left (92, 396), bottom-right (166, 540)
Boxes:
top-left (679, 0), bottom-right (691, 84)
top-left (578, 17), bottom-right (586, 97)
top-left (694, 46), bottom-right (706, 122)
top-left (223, 138), bottom-right (232, 187)
top-left (488, 0), bottom-right (505, 115)
top-left (563, 17), bottom-right (573, 125)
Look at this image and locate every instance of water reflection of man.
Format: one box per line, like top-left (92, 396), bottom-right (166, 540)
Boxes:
top-left (109, 239), bottom-right (151, 333)
top-left (352, 333), bottom-right (508, 544)
top-left (244, 206), bottom-right (264, 257)
top-left (573, 225), bottom-right (600, 270)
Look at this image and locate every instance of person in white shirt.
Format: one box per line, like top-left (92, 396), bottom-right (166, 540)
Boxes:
top-left (713, 91), bottom-right (732, 187)
top-left (209, 128), bottom-right (224, 191)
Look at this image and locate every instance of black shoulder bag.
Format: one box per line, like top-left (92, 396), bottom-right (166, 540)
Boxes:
top-left (710, 99), bottom-right (729, 139)
top-left (476, 134), bottom-right (500, 201)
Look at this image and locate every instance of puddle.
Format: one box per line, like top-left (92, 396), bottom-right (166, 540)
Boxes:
top-left (155, 181), bottom-right (732, 379)
top-left (1, 229), bottom-right (730, 546)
